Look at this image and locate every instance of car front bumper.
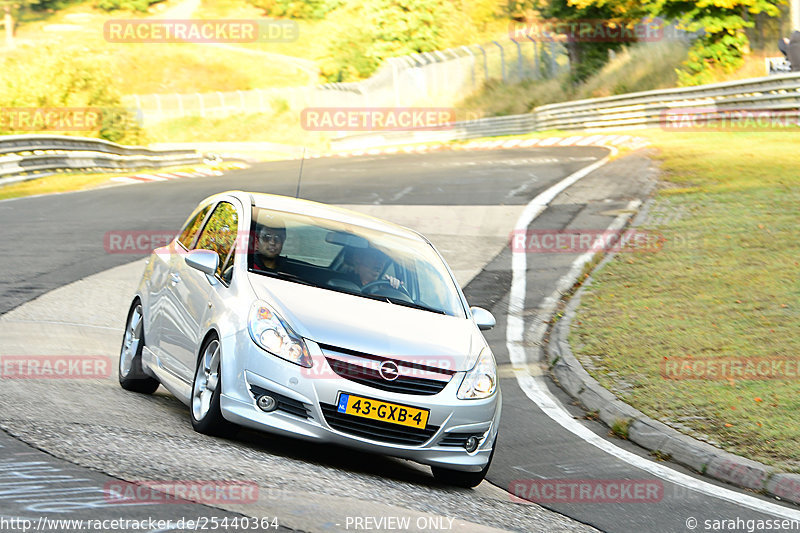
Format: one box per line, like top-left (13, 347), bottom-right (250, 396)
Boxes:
top-left (219, 333), bottom-right (501, 472)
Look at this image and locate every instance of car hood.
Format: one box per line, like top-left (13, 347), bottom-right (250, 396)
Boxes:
top-left (248, 274), bottom-right (481, 372)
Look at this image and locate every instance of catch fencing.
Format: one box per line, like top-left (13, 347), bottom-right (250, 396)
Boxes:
top-left (332, 71), bottom-right (800, 150)
top-left (124, 38), bottom-right (569, 124)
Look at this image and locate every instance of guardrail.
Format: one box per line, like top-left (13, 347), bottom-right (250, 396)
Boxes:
top-left (0, 134), bottom-right (205, 183)
top-left (332, 72), bottom-right (800, 150)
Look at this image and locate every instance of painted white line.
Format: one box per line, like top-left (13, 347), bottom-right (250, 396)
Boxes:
top-left (558, 136), bottom-right (584, 146)
top-left (519, 139), bottom-right (541, 147)
top-left (109, 177), bottom-right (140, 184)
top-left (506, 149), bottom-right (800, 520)
top-left (503, 139), bottom-right (521, 148)
top-left (596, 135), bottom-right (619, 145)
top-left (538, 137), bottom-right (562, 146)
top-left (575, 135), bottom-right (604, 146)
top-left (609, 135), bottom-right (632, 145)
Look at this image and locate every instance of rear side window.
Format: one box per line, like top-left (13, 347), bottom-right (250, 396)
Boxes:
top-left (195, 202), bottom-right (239, 283)
top-left (177, 204), bottom-right (212, 249)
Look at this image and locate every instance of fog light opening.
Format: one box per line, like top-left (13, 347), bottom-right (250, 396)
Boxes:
top-left (257, 394), bottom-right (278, 412)
top-left (464, 436), bottom-right (479, 453)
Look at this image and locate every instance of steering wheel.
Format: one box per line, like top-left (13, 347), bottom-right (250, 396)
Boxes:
top-left (361, 279), bottom-right (411, 297)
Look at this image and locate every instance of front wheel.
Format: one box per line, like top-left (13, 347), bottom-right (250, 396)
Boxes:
top-left (431, 435), bottom-right (496, 488)
top-left (118, 301), bottom-right (160, 394)
top-left (191, 336), bottom-right (237, 437)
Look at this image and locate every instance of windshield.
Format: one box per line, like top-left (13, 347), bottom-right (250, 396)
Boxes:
top-left (247, 206), bottom-right (465, 317)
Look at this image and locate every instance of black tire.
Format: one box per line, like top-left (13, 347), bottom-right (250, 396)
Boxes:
top-left (431, 435), bottom-right (496, 488)
top-left (118, 301), bottom-right (160, 394)
top-left (190, 336), bottom-right (237, 437)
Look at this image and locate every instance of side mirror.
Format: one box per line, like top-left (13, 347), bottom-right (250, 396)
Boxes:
top-left (470, 306), bottom-right (496, 331)
top-left (185, 249), bottom-right (218, 276)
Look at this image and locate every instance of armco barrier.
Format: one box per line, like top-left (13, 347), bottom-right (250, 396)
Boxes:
top-left (0, 134), bottom-right (204, 182)
top-left (332, 72), bottom-right (800, 150)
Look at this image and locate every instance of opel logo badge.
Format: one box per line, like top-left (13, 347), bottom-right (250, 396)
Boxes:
top-left (378, 361), bottom-right (400, 381)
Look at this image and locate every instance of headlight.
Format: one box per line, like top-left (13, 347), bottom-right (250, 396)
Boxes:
top-left (248, 301), bottom-right (312, 368)
top-left (457, 347), bottom-right (497, 400)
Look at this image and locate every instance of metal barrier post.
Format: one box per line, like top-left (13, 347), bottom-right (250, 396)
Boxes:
top-left (476, 44), bottom-right (488, 83)
top-left (511, 38), bottom-right (523, 81)
top-left (526, 35), bottom-right (540, 79)
top-left (461, 46), bottom-right (476, 90)
top-left (492, 41), bottom-right (506, 81)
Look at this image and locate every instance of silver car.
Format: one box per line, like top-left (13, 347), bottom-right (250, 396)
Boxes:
top-left (119, 191), bottom-right (500, 487)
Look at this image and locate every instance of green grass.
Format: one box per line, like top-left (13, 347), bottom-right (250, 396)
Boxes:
top-left (457, 41), bottom-right (689, 117)
top-left (0, 161), bottom-right (242, 200)
top-left (9, 0), bottom-right (314, 95)
top-left (146, 108), bottom-right (331, 151)
top-left (570, 130), bottom-right (800, 472)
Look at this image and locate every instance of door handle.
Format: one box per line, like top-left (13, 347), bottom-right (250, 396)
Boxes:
top-left (170, 273), bottom-right (181, 285)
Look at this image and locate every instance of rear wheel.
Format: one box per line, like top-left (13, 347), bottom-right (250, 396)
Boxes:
top-left (431, 435), bottom-right (496, 488)
top-left (118, 301), bottom-right (160, 394)
top-left (191, 336), bottom-right (237, 437)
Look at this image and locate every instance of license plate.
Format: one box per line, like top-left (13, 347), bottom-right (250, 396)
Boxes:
top-left (337, 393), bottom-right (429, 429)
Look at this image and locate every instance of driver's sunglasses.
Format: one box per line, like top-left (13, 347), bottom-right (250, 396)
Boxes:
top-left (257, 230), bottom-right (284, 243)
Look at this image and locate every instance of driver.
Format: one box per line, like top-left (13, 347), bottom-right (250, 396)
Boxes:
top-left (252, 212), bottom-right (286, 272)
top-left (351, 247), bottom-right (401, 289)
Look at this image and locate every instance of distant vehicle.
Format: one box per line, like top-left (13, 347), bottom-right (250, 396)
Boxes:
top-left (119, 191), bottom-right (500, 487)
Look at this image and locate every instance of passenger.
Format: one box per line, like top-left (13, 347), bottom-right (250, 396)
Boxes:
top-left (252, 212), bottom-right (286, 272)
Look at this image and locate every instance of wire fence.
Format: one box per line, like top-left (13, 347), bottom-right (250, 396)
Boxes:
top-left (123, 38), bottom-right (569, 125)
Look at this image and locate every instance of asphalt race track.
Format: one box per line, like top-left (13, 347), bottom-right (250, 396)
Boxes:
top-left (1, 147), bottom-right (798, 532)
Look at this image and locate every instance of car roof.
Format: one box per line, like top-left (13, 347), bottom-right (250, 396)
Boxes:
top-left (218, 191), bottom-right (427, 242)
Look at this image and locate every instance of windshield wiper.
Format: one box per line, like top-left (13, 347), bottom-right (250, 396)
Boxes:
top-left (360, 294), bottom-right (447, 315)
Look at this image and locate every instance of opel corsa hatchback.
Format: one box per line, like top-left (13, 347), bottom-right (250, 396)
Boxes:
top-left (119, 191), bottom-right (500, 487)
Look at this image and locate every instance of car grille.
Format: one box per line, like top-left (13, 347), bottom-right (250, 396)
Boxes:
top-left (249, 384), bottom-right (311, 419)
top-left (319, 343), bottom-right (455, 396)
top-left (320, 403), bottom-right (439, 446)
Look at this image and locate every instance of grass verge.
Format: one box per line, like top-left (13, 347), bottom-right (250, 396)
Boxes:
top-left (569, 129), bottom-right (800, 472)
top-left (0, 162), bottom-right (242, 201)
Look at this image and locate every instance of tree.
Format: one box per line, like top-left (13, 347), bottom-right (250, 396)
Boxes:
top-left (522, 0), bottom-right (649, 84)
top-left (321, 0), bottom-right (458, 81)
top-left (569, 0), bottom-right (783, 84)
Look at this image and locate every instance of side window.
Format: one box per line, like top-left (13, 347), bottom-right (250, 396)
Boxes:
top-left (195, 202), bottom-right (239, 284)
top-left (177, 204), bottom-right (212, 249)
